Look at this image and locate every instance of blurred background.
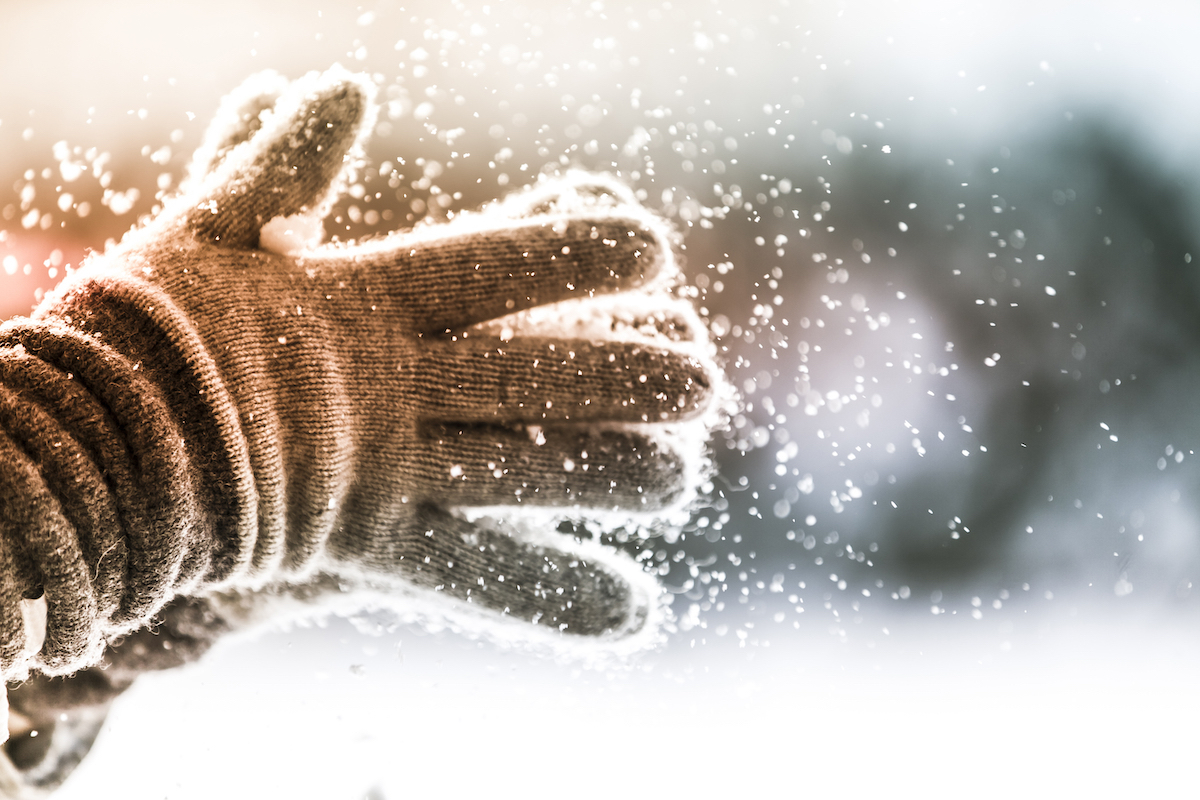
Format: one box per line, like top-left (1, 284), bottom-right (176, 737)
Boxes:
top-left (3, 0), bottom-right (1200, 795)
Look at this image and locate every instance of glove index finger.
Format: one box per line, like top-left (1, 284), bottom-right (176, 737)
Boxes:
top-left (314, 211), bottom-right (675, 332)
top-left (176, 66), bottom-right (377, 249)
top-left (491, 171), bottom-right (641, 219)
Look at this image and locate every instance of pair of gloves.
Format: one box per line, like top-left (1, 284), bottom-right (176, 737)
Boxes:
top-left (0, 66), bottom-right (722, 795)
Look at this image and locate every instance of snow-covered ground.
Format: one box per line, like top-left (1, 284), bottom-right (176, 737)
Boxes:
top-left (53, 606), bottom-right (1200, 798)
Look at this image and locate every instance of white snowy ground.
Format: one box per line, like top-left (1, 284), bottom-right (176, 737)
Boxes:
top-left (52, 601), bottom-right (1200, 799)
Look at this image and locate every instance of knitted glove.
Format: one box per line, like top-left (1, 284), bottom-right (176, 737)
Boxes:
top-left (0, 65), bottom-right (720, 794)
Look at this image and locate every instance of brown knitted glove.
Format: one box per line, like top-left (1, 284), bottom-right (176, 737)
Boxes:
top-left (0, 65), bottom-right (720, 790)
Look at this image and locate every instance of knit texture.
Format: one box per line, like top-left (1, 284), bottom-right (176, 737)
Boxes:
top-left (0, 66), bottom-right (722, 794)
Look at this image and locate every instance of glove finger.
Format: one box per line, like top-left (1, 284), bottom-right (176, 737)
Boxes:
top-left (494, 173), bottom-right (639, 219)
top-left (410, 337), bottom-right (712, 424)
top-left (184, 70), bottom-right (289, 185)
top-left (412, 425), bottom-right (689, 511)
top-left (307, 213), bottom-right (668, 331)
top-left (393, 503), bottom-right (650, 637)
top-left (179, 66), bottom-right (375, 248)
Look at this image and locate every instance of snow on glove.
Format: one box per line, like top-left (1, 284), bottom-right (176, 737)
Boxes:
top-left (0, 62), bottom-right (721, 779)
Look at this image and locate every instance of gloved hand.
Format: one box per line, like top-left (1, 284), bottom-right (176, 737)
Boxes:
top-left (0, 65), bottom-right (721, 793)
